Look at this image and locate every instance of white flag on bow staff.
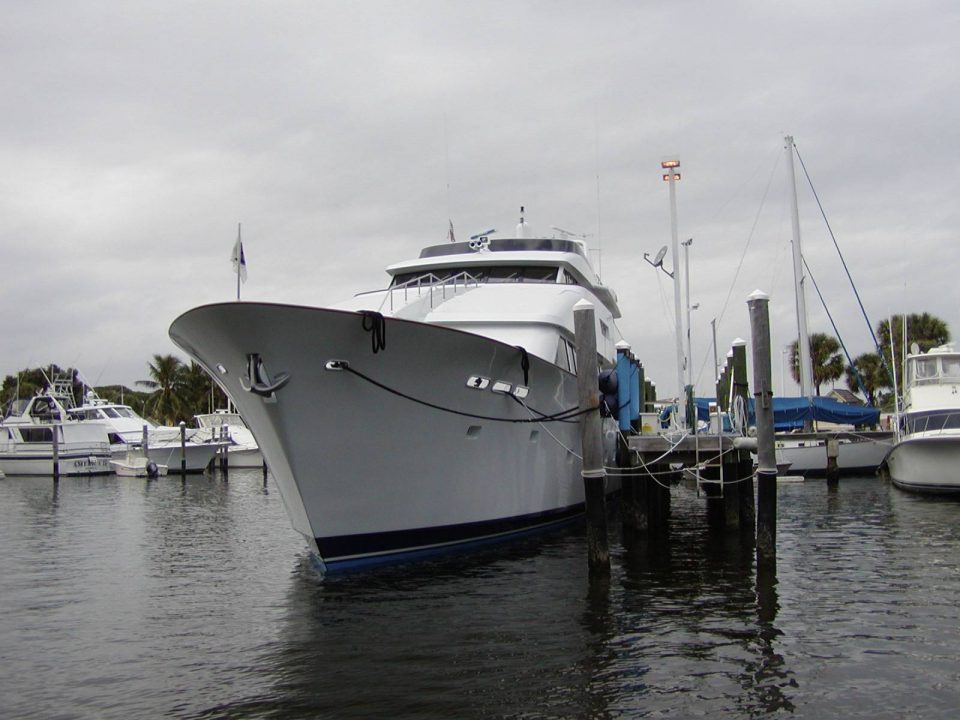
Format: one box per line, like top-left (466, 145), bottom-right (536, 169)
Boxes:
top-left (230, 224), bottom-right (247, 299)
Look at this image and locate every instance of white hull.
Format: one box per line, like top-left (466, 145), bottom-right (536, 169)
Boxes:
top-left (775, 431), bottom-right (893, 476)
top-left (883, 434), bottom-right (960, 493)
top-left (110, 455), bottom-right (169, 477)
top-left (0, 450), bottom-right (112, 476)
top-left (219, 447), bottom-right (264, 468)
top-left (0, 422), bottom-right (113, 476)
top-left (881, 344), bottom-right (960, 494)
top-left (171, 302), bottom-right (613, 571)
top-left (140, 442), bottom-right (218, 472)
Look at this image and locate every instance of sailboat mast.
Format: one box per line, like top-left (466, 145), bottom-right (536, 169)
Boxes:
top-left (785, 135), bottom-right (815, 402)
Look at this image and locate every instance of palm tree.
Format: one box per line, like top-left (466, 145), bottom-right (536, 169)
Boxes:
top-left (789, 332), bottom-right (845, 396)
top-left (180, 361), bottom-right (225, 417)
top-left (138, 354), bottom-right (186, 425)
top-left (874, 313), bottom-right (950, 392)
top-left (879, 313), bottom-right (949, 352)
top-left (844, 352), bottom-right (888, 407)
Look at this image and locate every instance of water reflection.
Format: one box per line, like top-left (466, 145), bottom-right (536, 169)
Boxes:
top-left (4, 474), bottom-right (960, 718)
top-left (616, 486), bottom-right (796, 717)
top-left (205, 485), bottom-right (805, 719)
top-left (210, 533), bottom-right (605, 719)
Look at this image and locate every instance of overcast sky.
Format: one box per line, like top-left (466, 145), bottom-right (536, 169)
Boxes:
top-left (3, 1), bottom-right (958, 400)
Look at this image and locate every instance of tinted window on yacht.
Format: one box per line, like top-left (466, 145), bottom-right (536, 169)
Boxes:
top-left (20, 427), bottom-right (54, 443)
top-left (942, 357), bottom-right (960, 378)
top-left (904, 410), bottom-right (960, 433)
top-left (391, 266), bottom-right (560, 287)
top-left (68, 409), bottom-right (100, 421)
top-left (554, 337), bottom-right (577, 374)
top-left (419, 238), bottom-right (587, 259)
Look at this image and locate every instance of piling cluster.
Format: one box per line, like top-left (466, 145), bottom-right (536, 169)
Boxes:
top-left (574, 292), bottom-right (779, 573)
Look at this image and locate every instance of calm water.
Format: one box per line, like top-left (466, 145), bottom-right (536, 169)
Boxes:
top-left (1, 470), bottom-right (959, 719)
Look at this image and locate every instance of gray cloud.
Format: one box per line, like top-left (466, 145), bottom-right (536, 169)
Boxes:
top-left (2, 1), bottom-right (957, 398)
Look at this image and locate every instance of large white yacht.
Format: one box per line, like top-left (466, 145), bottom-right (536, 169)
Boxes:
top-left (170, 217), bottom-right (622, 571)
top-left (881, 343), bottom-right (960, 493)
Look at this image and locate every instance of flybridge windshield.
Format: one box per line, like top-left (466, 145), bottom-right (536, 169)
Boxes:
top-left (391, 265), bottom-right (580, 287)
top-left (419, 238), bottom-right (588, 259)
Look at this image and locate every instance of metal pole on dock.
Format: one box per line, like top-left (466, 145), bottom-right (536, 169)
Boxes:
top-left (662, 157), bottom-right (687, 429)
top-left (748, 290), bottom-right (777, 561)
top-left (573, 300), bottom-right (609, 573)
top-left (179, 421), bottom-right (187, 477)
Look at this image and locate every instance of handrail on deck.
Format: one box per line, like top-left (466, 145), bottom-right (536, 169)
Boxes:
top-left (378, 271), bottom-right (481, 313)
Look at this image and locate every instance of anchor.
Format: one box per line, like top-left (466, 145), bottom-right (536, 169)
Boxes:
top-left (239, 353), bottom-right (290, 397)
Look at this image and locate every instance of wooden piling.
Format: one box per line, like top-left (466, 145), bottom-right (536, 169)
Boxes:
top-left (52, 425), bottom-right (60, 481)
top-left (179, 421), bottom-right (187, 477)
top-left (722, 451), bottom-right (741, 530)
top-left (825, 438), bottom-right (840, 486)
top-left (729, 340), bottom-right (750, 532)
top-left (573, 300), bottom-right (609, 573)
top-left (737, 450), bottom-right (756, 536)
top-left (219, 425), bottom-right (229, 473)
top-left (748, 290), bottom-right (777, 562)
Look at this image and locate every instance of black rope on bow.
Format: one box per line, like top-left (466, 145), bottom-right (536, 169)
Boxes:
top-left (516, 346), bottom-right (530, 385)
top-left (360, 311), bottom-right (386, 354)
top-left (340, 363), bottom-right (589, 423)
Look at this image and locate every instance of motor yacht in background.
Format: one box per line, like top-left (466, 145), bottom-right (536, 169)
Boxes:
top-left (170, 214), bottom-right (621, 572)
top-left (69, 391), bottom-right (221, 472)
top-left (0, 390), bottom-right (112, 476)
top-left (194, 409), bottom-right (263, 467)
top-left (881, 343), bottom-right (960, 493)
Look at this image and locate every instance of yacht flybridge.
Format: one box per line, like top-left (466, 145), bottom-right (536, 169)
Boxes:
top-left (170, 219), bottom-right (621, 572)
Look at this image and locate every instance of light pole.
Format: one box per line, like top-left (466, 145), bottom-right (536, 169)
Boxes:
top-left (662, 157), bottom-right (685, 427)
top-left (682, 237), bottom-right (694, 394)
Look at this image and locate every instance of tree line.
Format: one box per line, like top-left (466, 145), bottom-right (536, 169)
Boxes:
top-left (788, 312), bottom-right (949, 409)
top-left (0, 355), bottom-right (227, 427)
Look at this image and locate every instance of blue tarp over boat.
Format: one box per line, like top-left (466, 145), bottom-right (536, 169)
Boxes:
top-left (695, 396), bottom-right (880, 431)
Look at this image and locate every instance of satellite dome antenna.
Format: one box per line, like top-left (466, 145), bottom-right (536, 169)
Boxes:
top-left (643, 245), bottom-right (673, 277)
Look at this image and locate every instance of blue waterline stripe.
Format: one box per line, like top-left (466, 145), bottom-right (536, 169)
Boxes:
top-left (316, 503), bottom-right (585, 572)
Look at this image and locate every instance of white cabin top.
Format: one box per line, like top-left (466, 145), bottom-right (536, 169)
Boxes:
top-left (336, 234), bottom-right (622, 365)
top-left (383, 236), bottom-right (620, 319)
top-left (906, 343), bottom-right (960, 388)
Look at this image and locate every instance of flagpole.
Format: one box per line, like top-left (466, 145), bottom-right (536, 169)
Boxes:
top-left (237, 223), bottom-right (241, 301)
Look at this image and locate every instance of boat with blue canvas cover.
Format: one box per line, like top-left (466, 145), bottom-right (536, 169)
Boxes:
top-left (695, 396), bottom-right (893, 476)
top-left (170, 214), bottom-right (621, 572)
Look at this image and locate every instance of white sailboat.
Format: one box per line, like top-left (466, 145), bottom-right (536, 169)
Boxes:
top-left (775, 135), bottom-right (892, 476)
